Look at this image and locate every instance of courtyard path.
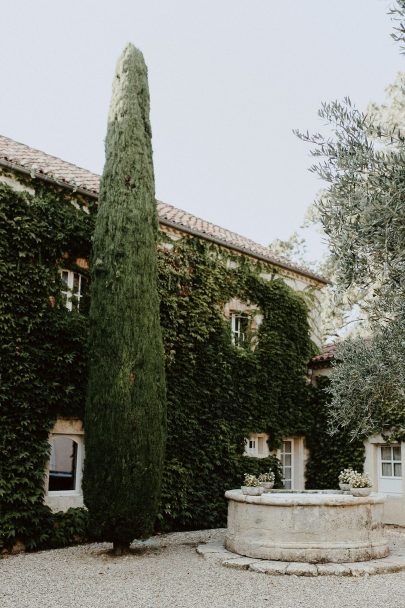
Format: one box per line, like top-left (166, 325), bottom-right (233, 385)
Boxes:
top-left (1, 528), bottom-right (405, 608)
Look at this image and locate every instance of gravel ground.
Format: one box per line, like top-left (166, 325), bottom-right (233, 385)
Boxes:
top-left (1, 528), bottom-right (405, 608)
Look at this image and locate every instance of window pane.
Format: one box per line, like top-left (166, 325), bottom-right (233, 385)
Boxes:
top-left (80, 277), bottom-right (88, 297)
top-left (394, 463), bottom-right (402, 477)
top-left (283, 454), bottom-right (292, 467)
top-left (48, 437), bottom-right (77, 492)
top-left (71, 295), bottom-right (79, 311)
top-left (382, 462), bottom-right (392, 477)
top-left (393, 446), bottom-right (402, 461)
top-left (240, 315), bottom-right (249, 334)
top-left (283, 441), bottom-right (292, 454)
top-left (73, 273), bottom-right (80, 293)
top-left (231, 312), bottom-right (248, 346)
top-left (381, 446), bottom-right (392, 461)
top-left (283, 464), bottom-right (292, 489)
top-left (61, 271), bottom-right (69, 285)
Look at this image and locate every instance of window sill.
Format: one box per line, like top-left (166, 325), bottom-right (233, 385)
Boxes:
top-left (47, 490), bottom-right (82, 497)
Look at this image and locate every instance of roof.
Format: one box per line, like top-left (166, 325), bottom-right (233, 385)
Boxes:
top-left (310, 344), bottom-right (336, 366)
top-left (0, 134), bottom-right (327, 284)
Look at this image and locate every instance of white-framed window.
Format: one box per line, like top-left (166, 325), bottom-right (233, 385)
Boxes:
top-left (60, 270), bottom-right (87, 311)
top-left (377, 444), bottom-right (402, 495)
top-left (47, 434), bottom-right (84, 496)
top-left (380, 445), bottom-right (402, 479)
top-left (280, 440), bottom-right (293, 489)
top-left (245, 433), bottom-right (269, 458)
top-left (230, 312), bottom-right (249, 347)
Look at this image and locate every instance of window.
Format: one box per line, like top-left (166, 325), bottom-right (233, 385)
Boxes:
top-left (60, 270), bottom-right (87, 311)
top-left (48, 435), bottom-right (82, 494)
top-left (380, 445), bottom-right (402, 478)
top-left (245, 433), bottom-right (269, 458)
top-left (257, 436), bottom-right (266, 456)
top-left (230, 312), bottom-right (249, 347)
top-left (280, 440), bottom-right (293, 489)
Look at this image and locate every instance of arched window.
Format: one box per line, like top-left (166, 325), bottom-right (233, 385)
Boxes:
top-left (48, 436), bottom-right (81, 493)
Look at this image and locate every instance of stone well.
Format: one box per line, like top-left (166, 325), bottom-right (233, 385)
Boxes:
top-left (225, 489), bottom-right (389, 563)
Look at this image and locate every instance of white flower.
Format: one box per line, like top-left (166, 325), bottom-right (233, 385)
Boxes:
top-left (258, 471), bottom-right (275, 484)
top-left (338, 467), bottom-right (355, 483)
top-left (243, 474), bottom-right (261, 487)
top-left (349, 471), bottom-right (372, 488)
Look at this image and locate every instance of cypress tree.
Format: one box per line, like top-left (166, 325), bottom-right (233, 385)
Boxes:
top-left (83, 44), bottom-right (166, 554)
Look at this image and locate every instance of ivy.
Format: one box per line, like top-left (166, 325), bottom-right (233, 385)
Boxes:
top-left (305, 377), bottom-right (365, 489)
top-left (0, 182), bottom-right (93, 550)
top-left (157, 238), bottom-right (312, 530)
top-left (0, 177), bottom-right (361, 549)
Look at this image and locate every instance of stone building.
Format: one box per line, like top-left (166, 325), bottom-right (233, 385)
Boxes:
top-left (0, 134), bottom-right (328, 512)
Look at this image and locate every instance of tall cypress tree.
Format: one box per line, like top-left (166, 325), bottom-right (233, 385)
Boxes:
top-left (83, 44), bottom-right (166, 554)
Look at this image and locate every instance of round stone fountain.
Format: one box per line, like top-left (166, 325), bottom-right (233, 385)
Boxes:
top-left (224, 489), bottom-right (389, 563)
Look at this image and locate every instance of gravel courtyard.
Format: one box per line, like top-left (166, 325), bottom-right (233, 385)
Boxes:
top-left (2, 529), bottom-right (405, 608)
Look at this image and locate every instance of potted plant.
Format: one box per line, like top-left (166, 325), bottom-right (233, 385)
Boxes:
top-left (241, 474), bottom-right (264, 496)
top-left (338, 468), bottom-right (354, 491)
top-left (258, 471), bottom-right (275, 491)
top-left (349, 472), bottom-right (373, 497)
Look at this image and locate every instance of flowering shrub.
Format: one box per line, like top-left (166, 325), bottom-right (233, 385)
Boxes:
top-left (349, 471), bottom-right (372, 489)
top-left (258, 471), bottom-right (275, 484)
top-left (243, 474), bottom-right (261, 487)
top-left (338, 468), bottom-right (355, 484)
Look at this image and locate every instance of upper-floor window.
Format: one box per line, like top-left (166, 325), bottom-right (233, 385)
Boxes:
top-left (230, 312), bottom-right (249, 347)
top-left (60, 270), bottom-right (87, 311)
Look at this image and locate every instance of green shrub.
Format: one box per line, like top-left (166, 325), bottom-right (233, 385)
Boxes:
top-left (46, 508), bottom-right (89, 549)
top-left (305, 377), bottom-right (365, 489)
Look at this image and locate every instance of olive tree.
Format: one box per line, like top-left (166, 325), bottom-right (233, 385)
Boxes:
top-left (295, 1), bottom-right (405, 440)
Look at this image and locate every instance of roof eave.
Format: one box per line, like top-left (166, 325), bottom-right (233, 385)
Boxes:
top-left (0, 158), bottom-right (329, 286)
top-left (159, 216), bottom-right (328, 285)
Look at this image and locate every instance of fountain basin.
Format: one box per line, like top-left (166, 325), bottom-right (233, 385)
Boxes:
top-left (225, 489), bottom-right (388, 563)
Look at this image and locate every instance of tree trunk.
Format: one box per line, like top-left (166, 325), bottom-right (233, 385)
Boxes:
top-left (113, 540), bottom-right (130, 556)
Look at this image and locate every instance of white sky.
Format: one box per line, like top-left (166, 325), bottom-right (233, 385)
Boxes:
top-left (1, 0), bottom-right (403, 261)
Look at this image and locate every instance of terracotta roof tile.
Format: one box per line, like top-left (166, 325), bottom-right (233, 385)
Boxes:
top-left (0, 134), bottom-right (327, 284)
top-left (310, 344), bottom-right (336, 365)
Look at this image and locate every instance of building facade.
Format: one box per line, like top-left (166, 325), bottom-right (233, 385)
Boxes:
top-left (0, 134), bottom-right (327, 516)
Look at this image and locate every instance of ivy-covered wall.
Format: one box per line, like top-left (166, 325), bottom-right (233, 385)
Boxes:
top-left (305, 377), bottom-right (365, 489)
top-left (0, 176), bottom-right (363, 549)
top-left (157, 240), bottom-right (313, 530)
top-left (0, 180), bottom-right (93, 550)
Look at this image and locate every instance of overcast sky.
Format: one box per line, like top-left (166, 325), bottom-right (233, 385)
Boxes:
top-left (1, 1), bottom-right (403, 260)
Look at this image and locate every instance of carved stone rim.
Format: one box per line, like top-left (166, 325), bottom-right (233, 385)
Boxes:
top-left (225, 489), bottom-right (386, 507)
